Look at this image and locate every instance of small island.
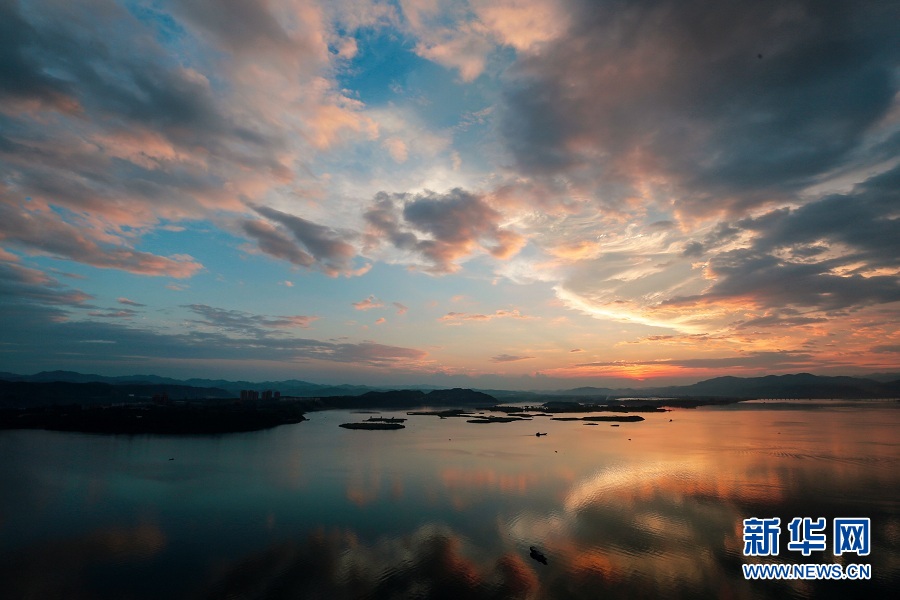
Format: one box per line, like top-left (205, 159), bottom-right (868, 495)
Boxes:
top-left (339, 422), bottom-right (405, 430)
top-left (406, 409), bottom-right (475, 418)
top-left (551, 415), bottom-right (645, 422)
top-left (466, 416), bottom-right (529, 424)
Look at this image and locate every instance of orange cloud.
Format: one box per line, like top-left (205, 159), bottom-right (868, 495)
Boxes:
top-left (440, 308), bottom-right (533, 324)
top-left (353, 295), bottom-right (384, 310)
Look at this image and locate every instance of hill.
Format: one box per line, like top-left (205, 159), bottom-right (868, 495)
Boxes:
top-left (551, 373), bottom-right (900, 400)
top-left (0, 380), bottom-right (231, 409)
top-left (2, 371), bottom-right (898, 406)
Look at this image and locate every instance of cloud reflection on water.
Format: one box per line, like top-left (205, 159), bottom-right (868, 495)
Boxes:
top-left (204, 525), bottom-right (538, 600)
top-left (0, 523), bottom-right (166, 599)
top-left (2, 408), bottom-right (898, 598)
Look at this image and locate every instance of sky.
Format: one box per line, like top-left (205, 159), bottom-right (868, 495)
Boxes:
top-left (1, 0), bottom-right (899, 389)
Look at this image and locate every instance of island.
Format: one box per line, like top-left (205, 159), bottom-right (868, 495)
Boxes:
top-left (466, 416), bottom-right (529, 424)
top-left (551, 415), bottom-right (645, 422)
top-left (339, 422), bottom-right (405, 430)
top-left (406, 409), bottom-right (476, 418)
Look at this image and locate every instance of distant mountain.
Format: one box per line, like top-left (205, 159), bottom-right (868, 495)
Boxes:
top-left (660, 373), bottom-right (899, 399)
top-left (317, 388), bottom-right (497, 410)
top-left (19, 370), bottom-right (130, 384)
top-left (0, 371), bottom-right (380, 397)
top-left (424, 388), bottom-right (496, 404)
top-left (4, 370), bottom-right (190, 386)
top-left (860, 372), bottom-right (900, 383)
top-left (0, 380), bottom-right (232, 408)
top-left (179, 378), bottom-right (376, 397)
top-left (2, 371), bottom-right (898, 404)
top-left (555, 373), bottom-right (900, 400)
top-left (0, 374), bottom-right (501, 411)
top-left (553, 386), bottom-right (632, 397)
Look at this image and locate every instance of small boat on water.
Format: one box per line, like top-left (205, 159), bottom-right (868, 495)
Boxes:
top-left (535, 432), bottom-right (548, 437)
top-left (529, 546), bottom-right (548, 565)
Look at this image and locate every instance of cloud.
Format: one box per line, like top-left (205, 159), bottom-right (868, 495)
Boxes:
top-left (663, 168), bottom-right (900, 316)
top-left (0, 0), bottom-right (272, 219)
top-left (353, 296), bottom-right (384, 311)
top-left (569, 348), bottom-right (583, 353)
top-left (382, 137), bottom-right (409, 163)
top-left (442, 312), bottom-right (490, 323)
top-left (735, 309), bottom-right (829, 329)
top-left (498, 0), bottom-right (900, 218)
top-left (491, 354), bottom-right (535, 363)
top-left (375, 317), bottom-right (386, 325)
top-left (550, 163), bottom-right (900, 339)
top-left (0, 202), bottom-right (203, 278)
top-left (325, 341), bottom-right (426, 365)
top-left (364, 189), bottom-right (525, 273)
top-left (87, 309), bottom-right (137, 319)
top-left (201, 525), bottom-right (537, 599)
top-left (0, 523), bottom-right (166, 598)
top-left (440, 309), bottom-right (531, 324)
top-left (402, 0), bottom-right (570, 82)
top-left (0, 303), bottom-right (426, 370)
top-left (185, 304), bottom-right (317, 336)
top-left (3, 0), bottom-right (897, 380)
top-left (414, 23), bottom-right (494, 82)
top-left (0, 0), bottom-right (377, 278)
top-left (393, 302), bottom-right (409, 315)
top-left (247, 204), bottom-right (364, 277)
top-left (548, 351), bottom-right (825, 379)
top-left (0, 257), bottom-right (93, 310)
top-left (242, 219), bottom-right (315, 268)
top-left (473, 0), bottom-right (570, 53)
top-left (117, 297), bottom-right (145, 307)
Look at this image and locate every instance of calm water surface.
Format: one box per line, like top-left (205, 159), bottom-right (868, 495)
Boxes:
top-left (1, 402), bottom-right (898, 599)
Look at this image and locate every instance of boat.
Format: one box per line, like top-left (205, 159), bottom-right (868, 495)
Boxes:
top-left (529, 546), bottom-right (548, 565)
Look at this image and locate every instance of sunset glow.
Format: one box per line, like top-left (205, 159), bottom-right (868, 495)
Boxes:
top-left (1, 0), bottom-right (898, 387)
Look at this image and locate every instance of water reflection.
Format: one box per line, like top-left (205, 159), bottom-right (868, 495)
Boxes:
top-left (0, 524), bottom-right (166, 599)
top-left (204, 525), bottom-right (539, 600)
top-left (1, 405), bottom-right (898, 598)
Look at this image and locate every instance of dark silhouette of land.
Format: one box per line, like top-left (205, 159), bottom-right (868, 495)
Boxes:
top-left (339, 422), bottom-right (405, 430)
top-left (466, 416), bottom-right (526, 424)
top-left (406, 409), bottom-right (476, 417)
top-left (486, 403), bottom-right (668, 413)
top-left (539, 373), bottom-right (900, 401)
top-left (0, 380), bottom-right (232, 408)
top-left (317, 388), bottom-right (496, 409)
top-left (3, 371), bottom-right (898, 405)
top-left (2, 371), bottom-right (897, 435)
top-left (551, 415), bottom-right (645, 422)
top-left (0, 402), bottom-right (306, 434)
